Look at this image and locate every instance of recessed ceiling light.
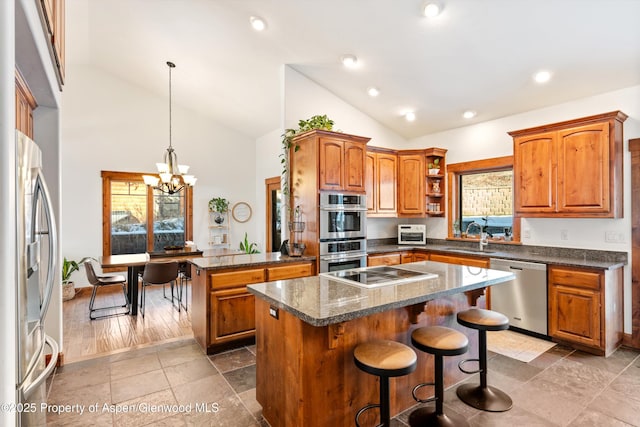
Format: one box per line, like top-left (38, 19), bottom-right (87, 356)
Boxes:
top-left (534, 70), bottom-right (552, 83)
top-left (250, 16), bottom-right (267, 31)
top-left (405, 111), bottom-right (416, 122)
top-left (423, 3), bottom-right (442, 18)
top-left (341, 54), bottom-right (358, 68)
top-left (463, 110), bottom-right (477, 119)
top-left (367, 87), bottom-right (380, 97)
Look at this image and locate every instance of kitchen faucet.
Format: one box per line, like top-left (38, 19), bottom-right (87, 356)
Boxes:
top-left (465, 221), bottom-right (489, 251)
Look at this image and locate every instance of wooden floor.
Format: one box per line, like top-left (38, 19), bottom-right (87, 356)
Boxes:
top-left (62, 281), bottom-right (193, 364)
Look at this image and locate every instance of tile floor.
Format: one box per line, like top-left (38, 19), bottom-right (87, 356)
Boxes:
top-left (46, 338), bottom-right (640, 426)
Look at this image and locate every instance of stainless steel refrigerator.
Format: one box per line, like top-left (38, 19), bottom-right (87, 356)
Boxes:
top-left (16, 130), bottom-right (59, 426)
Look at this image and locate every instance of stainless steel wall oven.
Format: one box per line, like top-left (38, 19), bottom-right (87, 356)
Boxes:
top-left (319, 192), bottom-right (367, 240)
top-left (318, 192), bottom-right (367, 272)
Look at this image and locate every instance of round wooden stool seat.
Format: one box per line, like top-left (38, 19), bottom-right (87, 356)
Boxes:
top-left (354, 339), bottom-right (417, 377)
top-left (457, 308), bottom-right (509, 331)
top-left (412, 326), bottom-right (469, 356)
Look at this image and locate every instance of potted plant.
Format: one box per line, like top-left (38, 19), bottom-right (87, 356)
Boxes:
top-left (281, 114), bottom-right (335, 196)
top-left (239, 232), bottom-right (260, 254)
top-left (208, 197), bottom-right (230, 224)
top-left (62, 256), bottom-right (93, 301)
top-left (428, 158), bottom-right (441, 175)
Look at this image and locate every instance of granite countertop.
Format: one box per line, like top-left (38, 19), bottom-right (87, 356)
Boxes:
top-left (367, 239), bottom-right (627, 270)
top-left (248, 261), bottom-right (514, 326)
top-left (189, 251), bottom-right (315, 270)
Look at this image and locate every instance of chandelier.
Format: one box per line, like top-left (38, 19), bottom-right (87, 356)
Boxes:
top-left (143, 61), bottom-right (196, 194)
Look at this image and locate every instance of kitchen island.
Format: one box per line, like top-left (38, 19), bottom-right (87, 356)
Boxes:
top-left (247, 261), bottom-right (514, 427)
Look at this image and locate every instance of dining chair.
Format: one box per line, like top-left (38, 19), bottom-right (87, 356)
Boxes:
top-left (139, 261), bottom-right (179, 318)
top-left (85, 261), bottom-right (130, 320)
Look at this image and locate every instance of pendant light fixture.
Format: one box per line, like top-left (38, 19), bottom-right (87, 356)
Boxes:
top-left (143, 61), bottom-right (196, 194)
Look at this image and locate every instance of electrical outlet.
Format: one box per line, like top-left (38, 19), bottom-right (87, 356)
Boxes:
top-left (560, 229), bottom-right (568, 240)
top-left (605, 231), bottom-right (626, 243)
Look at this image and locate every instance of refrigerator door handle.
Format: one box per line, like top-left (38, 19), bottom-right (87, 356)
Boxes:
top-left (32, 172), bottom-right (58, 320)
top-left (20, 335), bottom-right (58, 400)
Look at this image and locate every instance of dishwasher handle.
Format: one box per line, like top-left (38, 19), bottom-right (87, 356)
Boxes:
top-left (489, 258), bottom-right (547, 272)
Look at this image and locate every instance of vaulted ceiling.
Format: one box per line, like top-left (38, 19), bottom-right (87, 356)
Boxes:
top-left (66, 0), bottom-right (640, 139)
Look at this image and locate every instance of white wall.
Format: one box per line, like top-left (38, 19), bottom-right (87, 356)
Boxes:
top-left (282, 66), bottom-right (410, 238)
top-left (254, 127), bottom-right (283, 250)
top-left (61, 65), bottom-right (256, 285)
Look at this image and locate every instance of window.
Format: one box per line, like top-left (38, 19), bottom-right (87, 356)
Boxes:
top-left (447, 156), bottom-right (519, 243)
top-left (101, 171), bottom-right (193, 256)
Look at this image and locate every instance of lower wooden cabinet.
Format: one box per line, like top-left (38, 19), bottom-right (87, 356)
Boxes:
top-left (368, 253), bottom-right (402, 266)
top-left (429, 253), bottom-right (489, 268)
top-left (548, 265), bottom-right (623, 356)
top-left (192, 261), bottom-right (314, 354)
top-left (412, 252), bottom-right (429, 262)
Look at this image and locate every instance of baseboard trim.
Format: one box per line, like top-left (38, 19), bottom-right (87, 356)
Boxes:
top-left (622, 333), bottom-right (640, 350)
top-left (45, 351), bottom-right (65, 367)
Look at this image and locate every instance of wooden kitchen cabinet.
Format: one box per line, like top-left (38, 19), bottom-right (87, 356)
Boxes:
top-left (429, 253), bottom-right (489, 268)
top-left (425, 148), bottom-right (447, 217)
top-left (412, 252), bottom-right (429, 262)
top-left (368, 253), bottom-right (402, 266)
top-left (398, 151), bottom-right (425, 216)
top-left (15, 69), bottom-right (37, 138)
top-left (548, 265), bottom-right (623, 356)
top-left (192, 261), bottom-right (314, 353)
top-left (365, 148), bottom-right (398, 216)
top-left (510, 111), bottom-right (627, 218)
top-left (266, 263), bottom-right (315, 281)
top-left (316, 134), bottom-right (368, 192)
top-left (40, 0), bottom-right (65, 84)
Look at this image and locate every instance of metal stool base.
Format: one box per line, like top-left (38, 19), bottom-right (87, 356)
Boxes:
top-left (408, 406), bottom-right (470, 427)
top-left (456, 383), bottom-right (512, 412)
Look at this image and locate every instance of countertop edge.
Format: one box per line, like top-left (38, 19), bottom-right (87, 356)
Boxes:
top-left (367, 243), bottom-right (626, 270)
top-left (248, 274), bottom-right (512, 327)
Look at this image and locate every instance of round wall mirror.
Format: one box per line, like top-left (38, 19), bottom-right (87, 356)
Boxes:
top-left (232, 202), bottom-right (252, 223)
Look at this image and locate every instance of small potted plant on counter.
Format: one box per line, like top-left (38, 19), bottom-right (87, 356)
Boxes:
top-left (62, 256), bottom-right (93, 301)
top-left (239, 232), bottom-right (260, 254)
top-left (208, 197), bottom-right (230, 224)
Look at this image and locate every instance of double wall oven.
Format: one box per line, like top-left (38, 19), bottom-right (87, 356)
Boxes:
top-left (319, 192), bottom-right (367, 273)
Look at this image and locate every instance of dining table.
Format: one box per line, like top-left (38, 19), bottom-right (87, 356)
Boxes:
top-left (99, 248), bottom-right (207, 315)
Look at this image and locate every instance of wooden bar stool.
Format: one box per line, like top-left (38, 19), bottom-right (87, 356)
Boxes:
top-left (354, 339), bottom-right (418, 427)
top-left (409, 326), bottom-right (470, 427)
top-left (456, 308), bottom-right (512, 412)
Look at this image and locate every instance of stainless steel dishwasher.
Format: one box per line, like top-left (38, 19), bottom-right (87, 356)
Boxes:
top-left (489, 258), bottom-right (548, 336)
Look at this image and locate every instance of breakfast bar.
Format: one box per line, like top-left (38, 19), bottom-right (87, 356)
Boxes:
top-left (247, 261), bottom-right (515, 427)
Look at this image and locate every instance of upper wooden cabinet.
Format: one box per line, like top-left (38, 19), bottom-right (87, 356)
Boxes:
top-left (510, 111), bottom-right (627, 218)
top-left (15, 69), bottom-right (37, 138)
top-left (397, 151), bottom-right (426, 216)
top-left (365, 148), bottom-right (398, 216)
top-left (425, 148), bottom-right (447, 217)
top-left (293, 130), bottom-right (370, 194)
top-left (40, 0), bottom-right (65, 85)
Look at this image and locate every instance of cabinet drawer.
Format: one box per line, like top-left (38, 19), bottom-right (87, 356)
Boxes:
top-left (430, 253), bottom-right (489, 268)
top-left (266, 263), bottom-right (314, 281)
top-left (549, 267), bottom-right (601, 290)
top-left (210, 268), bottom-right (266, 290)
top-left (368, 253), bottom-right (401, 266)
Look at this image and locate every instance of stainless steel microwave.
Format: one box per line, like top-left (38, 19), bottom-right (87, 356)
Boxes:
top-left (398, 224), bottom-right (426, 245)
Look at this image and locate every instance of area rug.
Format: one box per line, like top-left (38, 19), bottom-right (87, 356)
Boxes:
top-left (487, 330), bottom-right (556, 363)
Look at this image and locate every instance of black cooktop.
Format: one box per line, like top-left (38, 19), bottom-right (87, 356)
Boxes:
top-left (321, 265), bottom-right (436, 288)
